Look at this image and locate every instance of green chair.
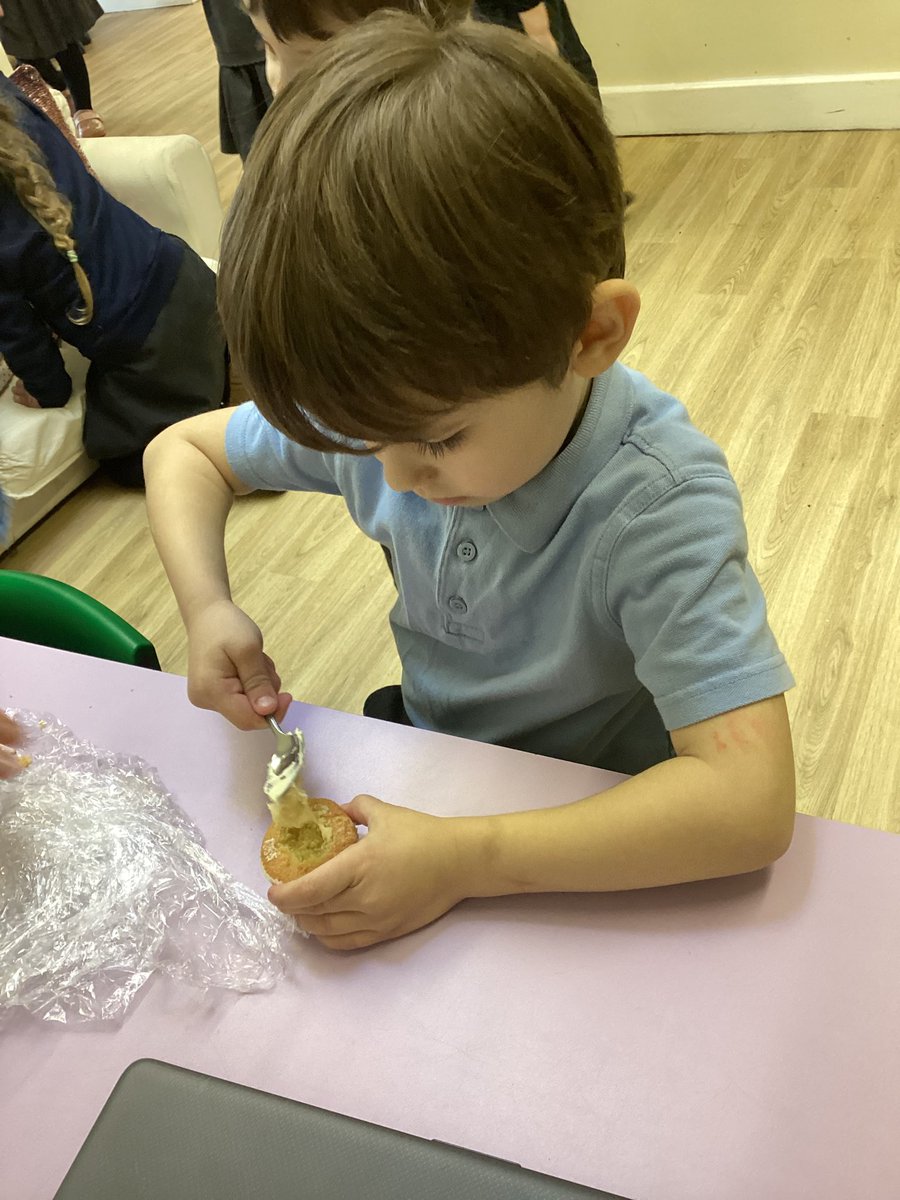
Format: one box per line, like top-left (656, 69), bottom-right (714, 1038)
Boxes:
top-left (0, 570), bottom-right (161, 670)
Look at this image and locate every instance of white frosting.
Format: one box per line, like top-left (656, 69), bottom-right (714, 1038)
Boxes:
top-left (264, 729), bottom-right (317, 829)
top-left (264, 728), bottom-right (305, 802)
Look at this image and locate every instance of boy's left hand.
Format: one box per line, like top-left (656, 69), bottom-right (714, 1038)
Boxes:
top-left (268, 796), bottom-right (468, 950)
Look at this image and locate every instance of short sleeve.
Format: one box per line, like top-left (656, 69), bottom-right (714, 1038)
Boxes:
top-left (602, 473), bottom-right (794, 730)
top-left (225, 402), bottom-right (341, 495)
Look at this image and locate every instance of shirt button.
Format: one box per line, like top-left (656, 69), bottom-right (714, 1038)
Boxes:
top-left (457, 541), bottom-right (478, 562)
top-left (448, 595), bottom-right (468, 614)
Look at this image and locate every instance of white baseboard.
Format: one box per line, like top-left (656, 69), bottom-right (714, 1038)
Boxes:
top-left (604, 72), bottom-right (900, 136)
top-left (101, 0), bottom-right (196, 11)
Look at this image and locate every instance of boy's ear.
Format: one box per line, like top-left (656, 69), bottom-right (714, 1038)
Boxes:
top-left (571, 281), bottom-right (641, 378)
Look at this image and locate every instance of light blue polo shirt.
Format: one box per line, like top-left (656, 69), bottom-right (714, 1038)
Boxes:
top-left (226, 362), bottom-right (793, 773)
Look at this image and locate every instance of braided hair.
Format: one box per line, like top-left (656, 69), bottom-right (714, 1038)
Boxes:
top-left (0, 96), bottom-right (94, 325)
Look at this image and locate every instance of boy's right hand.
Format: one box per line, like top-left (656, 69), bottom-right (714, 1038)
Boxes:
top-left (186, 600), bottom-right (293, 730)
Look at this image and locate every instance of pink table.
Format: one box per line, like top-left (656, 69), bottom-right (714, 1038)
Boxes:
top-left (1, 636), bottom-right (898, 1200)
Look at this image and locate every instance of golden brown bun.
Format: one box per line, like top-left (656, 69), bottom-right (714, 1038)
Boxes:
top-left (261, 797), bottom-right (358, 884)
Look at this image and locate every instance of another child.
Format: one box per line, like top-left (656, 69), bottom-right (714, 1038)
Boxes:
top-left (0, 74), bottom-right (227, 486)
top-left (0, 0), bottom-right (106, 136)
top-left (240, 0), bottom-right (470, 93)
top-left (201, 0), bottom-right (272, 161)
top-left (473, 1), bottom-right (599, 90)
top-left (239, 0), bottom-right (621, 269)
top-left (145, 15), bottom-right (796, 950)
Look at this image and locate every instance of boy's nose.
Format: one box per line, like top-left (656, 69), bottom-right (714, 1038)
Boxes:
top-left (377, 447), bottom-right (433, 496)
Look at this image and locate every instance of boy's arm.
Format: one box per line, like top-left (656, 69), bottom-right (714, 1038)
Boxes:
top-left (143, 409), bottom-right (292, 728)
top-left (461, 694), bottom-right (795, 895)
top-left (271, 694), bottom-right (795, 948)
top-left (144, 408), bottom-right (244, 621)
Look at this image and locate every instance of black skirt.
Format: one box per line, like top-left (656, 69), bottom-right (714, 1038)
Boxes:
top-left (83, 247), bottom-right (227, 476)
top-left (0, 0), bottom-right (103, 60)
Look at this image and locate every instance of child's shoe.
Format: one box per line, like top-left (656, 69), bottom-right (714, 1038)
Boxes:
top-left (74, 109), bottom-right (106, 138)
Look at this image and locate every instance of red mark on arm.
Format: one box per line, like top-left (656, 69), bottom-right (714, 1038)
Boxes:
top-left (727, 716), bottom-right (753, 750)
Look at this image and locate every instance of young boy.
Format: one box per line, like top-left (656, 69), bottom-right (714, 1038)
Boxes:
top-left (241, 0), bottom-right (471, 93)
top-left (144, 14), bottom-right (795, 951)
top-left (201, 0), bottom-right (273, 160)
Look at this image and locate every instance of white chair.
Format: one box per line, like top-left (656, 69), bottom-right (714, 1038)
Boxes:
top-left (0, 47), bottom-right (224, 548)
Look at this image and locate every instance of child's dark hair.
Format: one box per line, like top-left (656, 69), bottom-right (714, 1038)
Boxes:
top-left (245, 0), bottom-right (470, 42)
top-left (219, 12), bottom-right (627, 452)
top-left (0, 97), bottom-right (94, 325)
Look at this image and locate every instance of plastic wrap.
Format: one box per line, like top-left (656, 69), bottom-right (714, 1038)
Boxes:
top-left (0, 711), bottom-right (293, 1024)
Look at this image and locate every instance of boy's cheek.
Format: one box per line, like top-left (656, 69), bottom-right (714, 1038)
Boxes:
top-left (264, 51), bottom-right (282, 95)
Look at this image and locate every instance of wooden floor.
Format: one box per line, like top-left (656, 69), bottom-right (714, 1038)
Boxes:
top-left (4, 5), bottom-right (899, 832)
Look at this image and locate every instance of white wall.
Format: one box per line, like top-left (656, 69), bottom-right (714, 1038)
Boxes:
top-left (567, 0), bottom-right (900, 133)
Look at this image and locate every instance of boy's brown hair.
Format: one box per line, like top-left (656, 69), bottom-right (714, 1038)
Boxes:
top-left (219, 12), bottom-right (627, 452)
top-left (246, 0), bottom-right (470, 41)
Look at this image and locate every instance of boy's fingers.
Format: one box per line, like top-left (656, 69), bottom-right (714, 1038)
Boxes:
top-left (268, 846), bottom-right (360, 913)
top-left (296, 911), bottom-right (369, 938)
top-left (262, 654), bottom-right (283, 693)
top-left (317, 930), bottom-right (385, 952)
top-left (190, 670), bottom-right (259, 729)
top-left (218, 692), bottom-right (270, 731)
top-left (343, 793), bottom-right (384, 827)
top-left (231, 648), bottom-right (279, 714)
top-left (199, 676), bottom-right (291, 730)
top-left (259, 659), bottom-right (293, 721)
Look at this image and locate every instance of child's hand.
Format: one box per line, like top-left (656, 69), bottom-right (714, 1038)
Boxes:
top-left (186, 599), bottom-right (293, 730)
top-left (519, 3), bottom-right (560, 57)
top-left (0, 711), bottom-right (26, 779)
top-left (12, 380), bottom-right (42, 408)
top-left (268, 796), bottom-right (469, 950)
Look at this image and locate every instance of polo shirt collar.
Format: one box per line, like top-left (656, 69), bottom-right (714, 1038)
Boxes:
top-left (488, 364), bottom-right (631, 553)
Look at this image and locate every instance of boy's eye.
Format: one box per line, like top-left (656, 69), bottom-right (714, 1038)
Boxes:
top-left (416, 431), bottom-right (466, 459)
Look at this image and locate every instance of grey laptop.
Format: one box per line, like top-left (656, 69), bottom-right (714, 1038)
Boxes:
top-left (54, 1058), bottom-right (626, 1199)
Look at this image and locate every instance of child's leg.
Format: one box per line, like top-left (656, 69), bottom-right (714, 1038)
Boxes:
top-left (54, 43), bottom-right (93, 112)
